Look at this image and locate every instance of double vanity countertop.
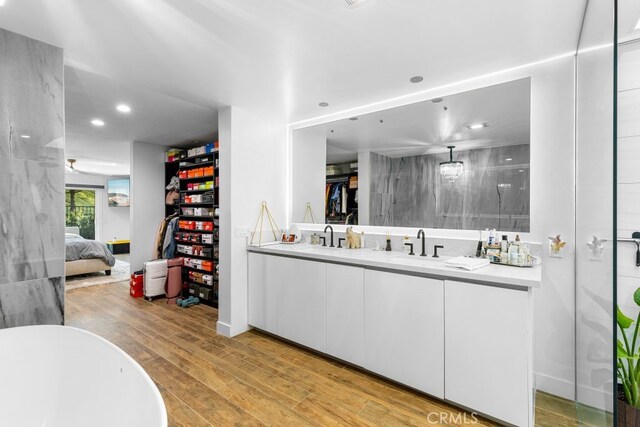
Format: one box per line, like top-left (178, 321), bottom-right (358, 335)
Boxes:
top-left (248, 243), bottom-right (541, 289)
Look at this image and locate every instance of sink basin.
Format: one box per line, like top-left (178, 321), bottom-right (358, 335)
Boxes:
top-left (388, 254), bottom-right (450, 267)
top-left (391, 253), bottom-right (450, 261)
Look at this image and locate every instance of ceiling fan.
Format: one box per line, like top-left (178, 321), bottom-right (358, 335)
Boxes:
top-left (65, 159), bottom-right (80, 174)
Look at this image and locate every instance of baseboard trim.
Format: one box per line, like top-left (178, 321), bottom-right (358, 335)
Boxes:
top-left (216, 321), bottom-right (232, 337)
top-left (216, 321), bottom-right (250, 338)
top-left (535, 373), bottom-right (575, 400)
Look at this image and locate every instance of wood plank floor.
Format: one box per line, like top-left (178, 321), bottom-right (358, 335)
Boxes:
top-left (66, 281), bottom-right (584, 426)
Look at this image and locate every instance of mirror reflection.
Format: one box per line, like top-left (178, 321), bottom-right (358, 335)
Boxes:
top-left (292, 78), bottom-right (531, 232)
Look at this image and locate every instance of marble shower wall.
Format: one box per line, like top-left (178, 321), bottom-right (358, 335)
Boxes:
top-left (370, 145), bottom-right (530, 232)
top-left (0, 28), bottom-right (64, 327)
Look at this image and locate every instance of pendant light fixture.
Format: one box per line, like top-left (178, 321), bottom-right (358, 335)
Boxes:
top-left (439, 146), bottom-right (464, 182)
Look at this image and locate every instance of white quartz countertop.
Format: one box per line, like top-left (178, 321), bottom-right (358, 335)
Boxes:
top-left (247, 243), bottom-right (541, 289)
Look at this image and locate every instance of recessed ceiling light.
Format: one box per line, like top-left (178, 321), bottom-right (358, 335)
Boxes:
top-left (116, 104), bottom-right (131, 113)
top-left (20, 135), bottom-right (30, 139)
top-left (410, 76), bottom-right (424, 83)
top-left (431, 98), bottom-right (443, 103)
top-left (349, 117), bottom-right (358, 121)
top-left (466, 122), bottom-right (487, 130)
top-left (91, 119), bottom-right (105, 127)
top-left (318, 102), bottom-right (329, 107)
top-left (505, 158), bottom-right (513, 162)
top-left (518, 169), bottom-right (525, 173)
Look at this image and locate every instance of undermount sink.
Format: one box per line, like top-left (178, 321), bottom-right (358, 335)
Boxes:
top-left (390, 254), bottom-right (450, 264)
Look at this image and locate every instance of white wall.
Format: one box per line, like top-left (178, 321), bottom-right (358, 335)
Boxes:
top-left (288, 57), bottom-right (578, 400)
top-left (65, 173), bottom-right (131, 242)
top-left (614, 41), bottom-right (640, 409)
top-left (618, 41), bottom-right (640, 311)
top-left (291, 130), bottom-right (326, 223)
top-left (130, 141), bottom-right (166, 272)
top-left (218, 106), bottom-right (287, 337)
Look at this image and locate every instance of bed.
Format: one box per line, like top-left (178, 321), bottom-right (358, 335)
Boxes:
top-left (65, 227), bottom-right (116, 277)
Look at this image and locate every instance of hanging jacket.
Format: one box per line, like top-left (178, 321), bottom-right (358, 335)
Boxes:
top-left (163, 217), bottom-right (179, 259)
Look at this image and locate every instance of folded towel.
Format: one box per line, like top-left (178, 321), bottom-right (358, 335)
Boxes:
top-left (444, 256), bottom-right (490, 271)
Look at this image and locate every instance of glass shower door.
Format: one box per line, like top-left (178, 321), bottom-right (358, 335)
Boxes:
top-left (575, 0), bottom-right (616, 424)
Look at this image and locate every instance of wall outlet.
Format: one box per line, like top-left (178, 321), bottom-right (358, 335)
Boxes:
top-left (235, 226), bottom-right (250, 238)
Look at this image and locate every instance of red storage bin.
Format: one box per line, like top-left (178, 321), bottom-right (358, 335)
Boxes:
top-left (130, 270), bottom-right (144, 298)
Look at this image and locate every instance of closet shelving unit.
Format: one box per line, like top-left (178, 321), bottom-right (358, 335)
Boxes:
top-left (166, 144), bottom-right (219, 308)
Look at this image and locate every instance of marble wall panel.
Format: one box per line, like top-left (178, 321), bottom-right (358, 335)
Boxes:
top-left (370, 145), bottom-right (530, 232)
top-left (0, 28), bottom-right (64, 327)
top-left (0, 277), bottom-right (64, 328)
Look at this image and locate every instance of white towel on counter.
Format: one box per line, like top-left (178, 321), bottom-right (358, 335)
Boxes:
top-left (444, 256), bottom-right (490, 271)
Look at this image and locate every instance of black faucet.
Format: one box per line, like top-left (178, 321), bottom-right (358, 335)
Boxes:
top-left (417, 229), bottom-right (427, 256)
top-left (404, 242), bottom-right (415, 256)
top-left (319, 236), bottom-right (327, 247)
top-left (338, 237), bottom-right (346, 248)
top-left (324, 225), bottom-right (335, 247)
top-left (433, 245), bottom-right (444, 258)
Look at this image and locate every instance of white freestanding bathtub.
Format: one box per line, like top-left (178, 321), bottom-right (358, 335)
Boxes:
top-left (0, 325), bottom-right (167, 427)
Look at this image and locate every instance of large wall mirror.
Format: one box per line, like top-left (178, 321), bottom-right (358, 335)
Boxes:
top-left (292, 78), bottom-right (531, 232)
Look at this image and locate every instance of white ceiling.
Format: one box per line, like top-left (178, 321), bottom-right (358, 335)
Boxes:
top-left (62, 66), bottom-right (217, 175)
top-left (65, 66), bottom-right (218, 147)
top-left (299, 78), bottom-right (530, 163)
top-left (65, 134), bottom-right (131, 176)
top-left (0, 0), bottom-right (588, 125)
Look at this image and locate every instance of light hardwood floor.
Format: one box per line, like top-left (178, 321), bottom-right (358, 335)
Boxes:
top-left (66, 281), bottom-right (583, 426)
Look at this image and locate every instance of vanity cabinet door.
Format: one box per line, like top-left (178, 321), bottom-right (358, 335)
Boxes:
top-left (248, 253), bottom-right (278, 333)
top-left (326, 264), bottom-right (365, 366)
top-left (363, 270), bottom-right (444, 398)
top-left (444, 280), bottom-right (531, 427)
top-left (276, 256), bottom-right (327, 352)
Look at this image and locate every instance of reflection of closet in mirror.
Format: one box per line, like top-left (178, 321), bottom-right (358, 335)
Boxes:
top-left (325, 162), bottom-right (358, 225)
top-left (292, 78), bottom-right (531, 232)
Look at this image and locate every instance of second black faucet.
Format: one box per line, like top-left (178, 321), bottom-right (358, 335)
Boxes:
top-left (324, 225), bottom-right (335, 248)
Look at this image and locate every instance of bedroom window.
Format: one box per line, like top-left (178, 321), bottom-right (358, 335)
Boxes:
top-left (65, 189), bottom-right (96, 240)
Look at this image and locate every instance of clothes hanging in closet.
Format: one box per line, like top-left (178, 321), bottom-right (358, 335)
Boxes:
top-left (326, 181), bottom-right (348, 217)
top-left (162, 216), bottom-right (179, 259)
top-left (153, 213), bottom-right (179, 259)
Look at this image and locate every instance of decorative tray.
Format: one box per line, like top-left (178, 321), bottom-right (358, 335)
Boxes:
top-left (489, 261), bottom-right (534, 268)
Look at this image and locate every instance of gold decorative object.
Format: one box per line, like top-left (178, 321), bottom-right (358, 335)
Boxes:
top-left (303, 202), bottom-right (318, 224)
top-left (549, 234), bottom-right (566, 258)
top-left (249, 201), bottom-right (282, 247)
top-left (346, 227), bottom-right (361, 249)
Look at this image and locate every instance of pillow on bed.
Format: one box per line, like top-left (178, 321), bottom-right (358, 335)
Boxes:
top-left (65, 233), bottom-right (84, 240)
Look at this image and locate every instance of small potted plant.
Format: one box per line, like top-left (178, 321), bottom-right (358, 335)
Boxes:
top-left (617, 288), bottom-right (640, 426)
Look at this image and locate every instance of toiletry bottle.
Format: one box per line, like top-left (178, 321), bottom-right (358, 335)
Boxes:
top-left (403, 236), bottom-right (411, 254)
top-left (509, 243), bottom-right (519, 265)
top-left (488, 229), bottom-right (496, 246)
top-left (475, 230), bottom-right (483, 258)
top-left (500, 235), bottom-right (508, 253)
